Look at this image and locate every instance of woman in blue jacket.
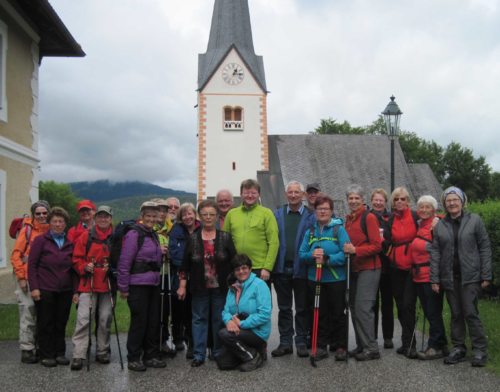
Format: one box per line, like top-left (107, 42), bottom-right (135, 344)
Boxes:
top-left (299, 193), bottom-right (350, 361)
top-left (218, 254), bottom-right (272, 372)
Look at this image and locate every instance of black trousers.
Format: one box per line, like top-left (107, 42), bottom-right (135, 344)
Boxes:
top-left (374, 271), bottom-right (394, 340)
top-left (127, 285), bottom-right (161, 362)
top-left (218, 327), bottom-right (266, 363)
top-left (170, 266), bottom-right (192, 347)
top-left (308, 280), bottom-right (346, 349)
top-left (391, 268), bottom-right (416, 348)
top-left (35, 290), bottom-right (73, 360)
top-left (415, 282), bottom-right (447, 350)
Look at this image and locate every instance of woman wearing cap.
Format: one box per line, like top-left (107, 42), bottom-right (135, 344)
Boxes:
top-left (409, 195), bottom-right (448, 361)
top-left (10, 200), bottom-right (50, 364)
top-left (68, 199), bottom-right (96, 243)
top-left (169, 203), bottom-right (201, 357)
top-left (343, 185), bottom-right (382, 361)
top-left (430, 187), bottom-right (491, 367)
top-left (28, 207), bottom-right (76, 367)
top-left (386, 187), bottom-right (418, 358)
top-left (70, 206), bottom-right (114, 370)
top-left (117, 201), bottom-right (166, 371)
top-left (299, 193), bottom-right (350, 361)
top-left (177, 200), bottom-right (236, 367)
top-left (217, 254), bottom-right (272, 372)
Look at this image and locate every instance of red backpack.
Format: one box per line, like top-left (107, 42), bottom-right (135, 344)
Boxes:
top-left (9, 215), bottom-right (29, 239)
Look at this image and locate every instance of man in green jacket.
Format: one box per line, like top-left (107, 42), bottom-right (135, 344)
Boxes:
top-left (223, 179), bottom-right (279, 287)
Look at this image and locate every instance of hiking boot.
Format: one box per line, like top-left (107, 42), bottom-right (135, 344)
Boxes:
top-left (191, 358), bottom-right (204, 367)
top-left (296, 345), bottom-right (309, 358)
top-left (186, 347), bottom-right (194, 360)
top-left (161, 343), bottom-right (177, 358)
top-left (348, 347), bottom-right (363, 357)
top-left (128, 360), bottom-right (147, 371)
top-left (144, 358), bottom-right (167, 368)
top-left (70, 358), bottom-right (83, 371)
top-left (174, 341), bottom-right (185, 351)
top-left (271, 345), bottom-right (293, 357)
top-left (55, 356), bottom-right (70, 366)
top-left (312, 347), bottom-right (329, 361)
top-left (384, 339), bottom-right (394, 349)
top-left (41, 358), bottom-right (57, 368)
top-left (396, 346), bottom-right (408, 355)
top-left (334, 348), bottom-right (347, 361)
top-left (96, 353), bottom-right (110, 364)
top-left (417, 347), bottom-right (444, 360)
top-left (239, 352), bottom-right (263, 372)
top-left (405, 348), bottom-right (418, 359)
top-left (444, 348), bottom-right (466, 365)
top-left (471, 354), bottom-right (487, 367)
top-left (355, 350), bottom-right (381, 361)
top-left (21, 350), bottom-right (38, 364)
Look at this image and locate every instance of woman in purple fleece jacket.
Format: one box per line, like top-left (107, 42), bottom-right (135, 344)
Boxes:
top-left (28, 207), bottom-right (76, 368)
top-left (118, 201), bottom-right (166, 371)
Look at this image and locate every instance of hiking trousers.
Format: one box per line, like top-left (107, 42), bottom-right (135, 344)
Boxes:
top-left (15, 279), bottom-right (37, 351)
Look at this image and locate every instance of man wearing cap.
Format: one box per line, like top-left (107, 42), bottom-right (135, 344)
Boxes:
top-left (305, 183), bottom-right (321, 210)
top-left (70, 206), bottom-right (114, 370)
top-left (68, 199), bottom-right (97, 243)
top-left (271, 181), bottom-right (315, 358)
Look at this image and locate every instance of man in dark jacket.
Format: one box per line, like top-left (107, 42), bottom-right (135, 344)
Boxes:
top-left (271, 181), bottom-right (315, 358)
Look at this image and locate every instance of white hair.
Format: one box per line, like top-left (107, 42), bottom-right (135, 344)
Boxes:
top-left (216, 189), bottom-right (233, 201)
top-left (285, 180), bottom-right (304, 192)
top-left (417, 195), bottom-right (438, 211)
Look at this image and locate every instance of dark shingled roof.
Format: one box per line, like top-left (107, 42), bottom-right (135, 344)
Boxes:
top-left (7, 0), bottom-right (85, 59)
top-left (198, 0), bottom-right (266, 91)
top-left (259, 134), bottom-right (443, 214)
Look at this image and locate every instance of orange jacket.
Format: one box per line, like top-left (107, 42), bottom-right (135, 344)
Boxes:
top-left (10, 218), bottom-right (49, 280)
top-left (73, 226), bottom-right (113, 293)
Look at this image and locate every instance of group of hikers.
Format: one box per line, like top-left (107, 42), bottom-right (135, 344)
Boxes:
top-left (10, 178), bottom-right (492, 373)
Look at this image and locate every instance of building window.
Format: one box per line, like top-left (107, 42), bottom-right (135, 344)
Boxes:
top-left (0, 170), bottom-right (6, 268)
top-left (0, 20), bottom-right (7, 123)
top-left (223, 106), bottom-right (243, 131)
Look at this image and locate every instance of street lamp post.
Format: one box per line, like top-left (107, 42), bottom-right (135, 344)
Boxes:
top-left (382, 96), bottom-right (403, 192)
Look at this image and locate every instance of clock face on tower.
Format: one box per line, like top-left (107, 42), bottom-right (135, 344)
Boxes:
top-left (222, 63), bottom-right (244, 85)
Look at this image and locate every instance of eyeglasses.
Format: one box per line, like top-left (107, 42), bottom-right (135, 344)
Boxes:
top-left (35, 212), bottom-right (48, 216)
top-left (168, 205), bottom-right (179, 210)
top-left (200, 213), bottom-right (217, 218)
top-left (316, 208), bottom-right (331, 212)
top-left (394, 197), bottom-right (406, 202)
top-left (445, 198), bottom-right (461, 204)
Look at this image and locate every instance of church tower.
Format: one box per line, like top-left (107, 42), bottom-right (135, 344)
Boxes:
top-left (197, 0), bottom-right (269, 200)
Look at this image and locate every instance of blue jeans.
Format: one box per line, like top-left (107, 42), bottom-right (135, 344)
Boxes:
top-left (191, 288), bottom-right (226, 361)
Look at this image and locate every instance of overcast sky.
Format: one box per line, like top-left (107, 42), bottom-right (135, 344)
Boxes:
top-left (39, 0), bottom-right (500, 192)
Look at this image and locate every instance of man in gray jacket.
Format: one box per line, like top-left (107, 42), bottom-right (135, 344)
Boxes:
top-left (430, 186), bottom-right (491, 367)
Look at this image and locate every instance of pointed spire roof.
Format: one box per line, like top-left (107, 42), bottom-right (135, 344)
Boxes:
top-left (198, 0), bottom-right (267, 91)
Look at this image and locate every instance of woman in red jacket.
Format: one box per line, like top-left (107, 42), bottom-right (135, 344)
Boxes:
top-left (70, 206), bottom-right (114, 370)
top-left (387, 187), bottom-right (418, 358)
top-left (344, 185), bottom-right (383, 361)
top-left (410, 196), bottom-right (448, 360)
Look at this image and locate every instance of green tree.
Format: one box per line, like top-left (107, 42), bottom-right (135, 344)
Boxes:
top-left (442, 142), bottom-right (491, 201)
top-left (313, 118), bottom-right (365, 135)
top-left (490, 172), bottom-right (500, 200)
top-left (39, 181), bottom-right (81, 225)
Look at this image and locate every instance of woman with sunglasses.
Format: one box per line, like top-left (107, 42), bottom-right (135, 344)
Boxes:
top-left (386, 187), bottom-right (419, 358)
top-left (178, 200), bottom-right (236, 367)
top-left (10, 200), bottom-right (51, 364)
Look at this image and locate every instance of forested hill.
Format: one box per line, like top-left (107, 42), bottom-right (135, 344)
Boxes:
top-left (69, 180), bottom-right (195, 202)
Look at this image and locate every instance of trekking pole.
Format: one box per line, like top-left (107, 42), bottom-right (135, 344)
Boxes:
top-left (420, 301), bottom-right (426, 352)
top-left (166, 255), bottom-right (175, 356)
top-left (408, 302), bottom-right (419, 358)
top-left (107, 278), bottom-right (124, 370)
top-left (310, 261), bottom-right (323, 367)
top-left (345, 253), bottom-right (351, 364)
top-left (159, 260), bottom-right (166, 354)
top-left (87, 274), bottom-right (94, 372)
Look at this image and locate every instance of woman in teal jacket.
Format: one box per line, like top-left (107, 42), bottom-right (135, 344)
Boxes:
top-left (299, 193), bottom-right (350, 361)
top-left (218, 254), bottom-right (271, 372)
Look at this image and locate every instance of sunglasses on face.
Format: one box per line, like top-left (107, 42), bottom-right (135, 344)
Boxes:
top-left (35, 212), bottom-right (48, 216)
top-left (394, 197), bottom-right (406, 202)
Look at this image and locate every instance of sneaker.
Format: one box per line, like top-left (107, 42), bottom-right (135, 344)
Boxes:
top-left (355, 350), bottom-right (381, 361)
top-left (70, 358), bottom-right (83, 371)
top-left (21, 350), bottom-right (38, 364)
top-left (96, 353), bottom-right (110, 364)
top-left (417, 347), bottom-right (444, 360)
top-left (55, 356), bottom-right (70, 366)
top-left (384, 339), bottom-right (394, 349)
top-left (41, 358), bottom-right (57, 368)
top-left (144, 358), bottom-right (167, 368)
top-left (128, 360), bottom-right (147, 372)
top-left (444, 348), bottom-right (466, 365)
top-left (471, 354), bottom-right (487, 367)
top-left (334, 348), bottom-right (347, 361)
top-left (296, 345), bottom-right (309, 358)
top-left (239, 352), bottom-right (263, 372)
top-left (348, 347), bottom-right (363, 357)
top-left (311, 347), bottom-right (329, 361)
top-left (271, 345), bottom-right (293, 357)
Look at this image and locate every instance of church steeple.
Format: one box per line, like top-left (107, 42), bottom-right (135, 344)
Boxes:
top-left (198, 0), bottom-right (266, 92)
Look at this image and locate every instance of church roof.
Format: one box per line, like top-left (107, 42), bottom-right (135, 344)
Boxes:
top-left (258, 134), bottom-right (443, 215)
top-left (198, 0), bottom-right (266, 92)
